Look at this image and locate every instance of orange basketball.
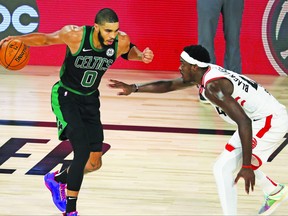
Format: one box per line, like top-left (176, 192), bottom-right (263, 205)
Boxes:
top-left (0, 39), bottom-right (30, 71)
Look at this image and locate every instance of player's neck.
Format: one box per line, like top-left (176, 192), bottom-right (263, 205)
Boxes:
top-left (195, 69), bottom-right (207, 85)
top-left (92, 35), bottom-right (102, 49)
top-left (91, 29), bottom-right (104, 49)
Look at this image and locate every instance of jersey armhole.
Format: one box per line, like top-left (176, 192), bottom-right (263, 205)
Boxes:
top-left (71, 26), bottom-right (86, 56)
top-left (114, 35), bottom-right (118, 59)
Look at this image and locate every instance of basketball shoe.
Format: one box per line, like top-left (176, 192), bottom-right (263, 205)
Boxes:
top-left (44, 171), bottom-right (67, 212)
top-left (199, 93), bottom-right (209, 104)
top-left (62, 211), bottom-right (78, 216)
top-left (258, 184), bottom-right (288, 215)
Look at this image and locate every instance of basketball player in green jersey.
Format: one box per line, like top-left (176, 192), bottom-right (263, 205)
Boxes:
top-left (0, 8), bottom-right (154, 216)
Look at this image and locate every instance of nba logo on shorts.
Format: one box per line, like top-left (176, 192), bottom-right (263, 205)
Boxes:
top-left (262, 0), bottom-right (288, 76)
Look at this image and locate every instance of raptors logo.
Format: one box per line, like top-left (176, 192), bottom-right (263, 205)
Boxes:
top-left (262, 0), bottom-right (288, 76)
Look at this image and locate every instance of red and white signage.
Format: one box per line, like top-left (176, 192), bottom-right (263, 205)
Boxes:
top-left (0, 0), bottom-right (286, 75)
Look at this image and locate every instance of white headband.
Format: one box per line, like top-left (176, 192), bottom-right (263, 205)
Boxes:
top-left (180, 51), bottom-right (209, 67)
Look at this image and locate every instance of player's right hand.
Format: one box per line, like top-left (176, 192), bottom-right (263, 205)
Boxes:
top-left (234, 167), bottom-right (255, 194)
top-left (0, 36), bottom-right (15, 47)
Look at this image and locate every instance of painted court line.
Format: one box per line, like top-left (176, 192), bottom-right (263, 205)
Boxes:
top-left (0, 119), bottom-right (234, 135)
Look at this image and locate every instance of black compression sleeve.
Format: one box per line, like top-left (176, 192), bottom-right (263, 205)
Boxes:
top-left (121, 43), bottom-right (135, 60)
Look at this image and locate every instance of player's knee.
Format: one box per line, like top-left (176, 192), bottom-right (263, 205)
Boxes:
top-left (68, 126), bottom-right (91, 157)
top-left (213, 158), bottom-right (230, 179)
top-left (213, 157), bottom-right (238, 182)
top-left (213, 160), bottom-right (223, 177)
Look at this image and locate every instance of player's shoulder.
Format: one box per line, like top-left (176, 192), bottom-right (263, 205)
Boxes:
top-left (207, 64), bottom-right (230, 76)
top-left (63, 25), bottom-right (83, 34)
top-left (117, 31), bottom-right (130, 44)
top-left (203, 64), bottom-right (229, 85)
top-left (60, 25), bottom-right (84, 44)
top-left (118, 30), bottom-right (128, 37)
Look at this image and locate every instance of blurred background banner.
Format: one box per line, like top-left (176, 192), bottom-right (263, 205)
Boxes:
top-left (0, 0), bottom-right (287, 75)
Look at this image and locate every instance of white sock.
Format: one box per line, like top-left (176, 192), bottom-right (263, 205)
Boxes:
top-left (255, 169), bottom-right (280, 195)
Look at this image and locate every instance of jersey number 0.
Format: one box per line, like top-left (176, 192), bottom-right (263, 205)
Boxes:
top-left (81, 70), bottom-right (98, 87)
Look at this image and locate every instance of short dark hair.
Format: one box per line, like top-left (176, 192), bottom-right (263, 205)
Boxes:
top-left (95, 8), bottom-right (119, 25)
top-left (183, 45), bottom-right (211, 63)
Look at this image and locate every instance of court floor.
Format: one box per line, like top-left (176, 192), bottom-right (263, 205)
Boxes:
top-left (0, 66), bottom-right (287, 215)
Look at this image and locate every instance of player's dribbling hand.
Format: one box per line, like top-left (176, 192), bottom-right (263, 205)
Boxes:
top-left (109, 79), bottom-right (133, 95)
top-left (0, 36), bottom-right (15, 66)
top-left (0, 36), bottom-right (15, 47)
top-left (142, 47), bottom-right (154, 64)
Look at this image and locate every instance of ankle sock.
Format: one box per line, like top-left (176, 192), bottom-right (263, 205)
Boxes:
top-left (66, 196), bottom-right (77, 213)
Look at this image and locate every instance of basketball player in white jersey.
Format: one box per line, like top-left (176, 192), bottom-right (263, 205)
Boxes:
top-left (108, 45), bottom-right (288, 215)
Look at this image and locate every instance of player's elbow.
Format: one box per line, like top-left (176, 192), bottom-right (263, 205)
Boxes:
top-left (237, 116), bottom-right (252, 129)
top-left (242, 116), bottom-right (252, 125)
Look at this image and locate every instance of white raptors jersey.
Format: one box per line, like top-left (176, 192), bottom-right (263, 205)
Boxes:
top-left (200, 64), bottom-right (286, 124)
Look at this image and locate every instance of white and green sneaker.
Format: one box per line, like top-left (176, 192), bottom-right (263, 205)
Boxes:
top-left (258, 184), bottom-right (288, 215)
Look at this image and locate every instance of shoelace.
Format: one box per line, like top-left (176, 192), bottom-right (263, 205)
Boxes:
top-left (59, 183), bottom-right (67, 201)
top-left (263, 189), bottom-right (282, 207)
top-left (261, 195), bottom-right (269, 206)
top-left (266, 185), bottom-right (284, 202)
top-left (264, 196), bottom-right (271, 205)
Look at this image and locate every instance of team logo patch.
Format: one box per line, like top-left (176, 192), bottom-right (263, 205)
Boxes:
top-left (262, 0), bottom-right (288, 75)
top-left (106, 48), bottom-right (115, 57)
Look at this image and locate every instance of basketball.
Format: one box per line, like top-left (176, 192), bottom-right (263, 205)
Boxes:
top-left (0, 39), bottom-right (30, 71)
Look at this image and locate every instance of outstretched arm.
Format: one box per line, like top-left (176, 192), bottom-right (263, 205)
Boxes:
top-left (109, 77), bottom-right (195, 95)
top-left (0, 30), bottom-right (63, 47)
top-left (0, 25), bottom-right (81, 48)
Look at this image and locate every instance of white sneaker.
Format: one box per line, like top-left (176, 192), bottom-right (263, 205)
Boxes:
top-left (258, 184), bottom-right (288, 215)
top-left (199, 93), bottom-right (209, 104)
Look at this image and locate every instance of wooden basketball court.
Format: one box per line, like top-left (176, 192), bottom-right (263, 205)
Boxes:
top-left (0, 66), bottom-right (287, 215)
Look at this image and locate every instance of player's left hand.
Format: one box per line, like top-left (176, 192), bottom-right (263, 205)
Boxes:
top-left (142, 47), bottom-right (154, 64)
top-left (109, 79), bottom-right (133, 95)
top-left (234, 167), bottom-right (255, 194)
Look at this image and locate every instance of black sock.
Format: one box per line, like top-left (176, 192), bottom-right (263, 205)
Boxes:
top-left (55, 169), bottom-right (68, 184)
top-left (66, 196), bottom-right (77, 213)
